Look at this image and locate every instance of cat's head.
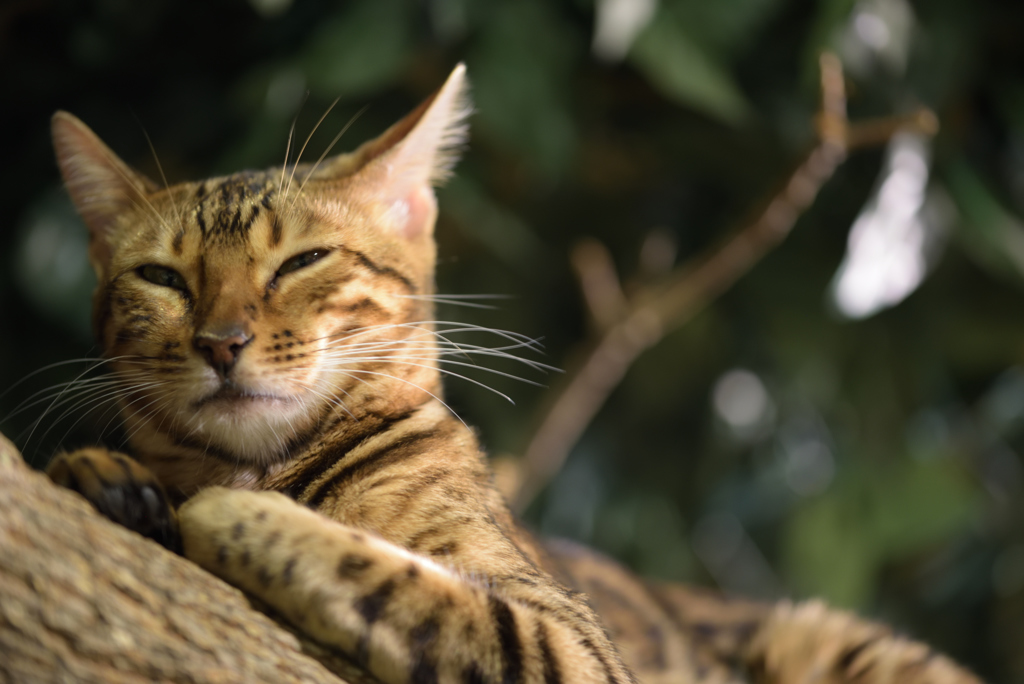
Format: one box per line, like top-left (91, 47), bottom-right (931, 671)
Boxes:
top-left (51, 65), bottom-right (470, 469)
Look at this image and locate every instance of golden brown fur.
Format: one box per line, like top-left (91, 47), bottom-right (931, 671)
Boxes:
top-left (44, 65), bottom-right (982, 683)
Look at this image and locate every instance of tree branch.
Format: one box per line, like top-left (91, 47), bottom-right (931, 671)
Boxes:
top-left (511, 53), bottom-right (939, 512)
top-left (0, 431), bottom-right (380, 684)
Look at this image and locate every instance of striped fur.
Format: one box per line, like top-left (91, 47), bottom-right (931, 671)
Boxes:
top-left (47, 65), bottom-right (983, 683)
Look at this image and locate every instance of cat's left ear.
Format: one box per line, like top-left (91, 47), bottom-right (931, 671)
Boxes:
top-left (316, 63), bottom-right (471, 239)
top-left (51, 112), bottom-right (160, 272)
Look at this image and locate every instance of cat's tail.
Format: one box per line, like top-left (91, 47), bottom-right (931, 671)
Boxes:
top-left (651, 582), bottom-right (984, 684)
top-left (746, 598), bottom-right (981, 684)
top-left (544, 538), bottom-right (983, 683)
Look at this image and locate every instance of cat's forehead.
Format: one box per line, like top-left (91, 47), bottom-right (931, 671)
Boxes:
top-left (184, 170), bottom-right (278, 245)
top-left (197, 170), bottom-right (275, 207)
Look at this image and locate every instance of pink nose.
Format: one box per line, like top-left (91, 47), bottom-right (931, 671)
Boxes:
top-left (194, 327), bottom-right (252, 377)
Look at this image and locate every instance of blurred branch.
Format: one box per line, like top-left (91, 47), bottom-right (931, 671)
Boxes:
top-left (571, 238), bottom-right (629, 331)
top-left (510, 53), bottom-right (939, 513)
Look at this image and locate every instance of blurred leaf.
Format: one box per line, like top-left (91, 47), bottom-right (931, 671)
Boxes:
top-left (784, 493), bottom-right (877, 607)
top-left (429, 0), bottom-right (472, 43)
top-left (441, 177), bottom-right (548, 269)
top-left (662, 0), bottom-right (788, 59)
top-left (214, 113), bottom-right (293, 176)
top-left (469, 0), bottom-right (581, 179)
top-left (630, 12), bottom-right (752, 125)
top-left (784, 458), bottom-right (979, 608)
top-left (945, 162), bottom-right (1024, 287)
top-left (300, 0), bottom-right (413, 96)
top-left (12, 190), bottom-right (94, 341)
top-left (248, 0), bottom-right (294, 18)
top-left (867, 459), bottom-right (979, 555)
top-left (802, 0), bottom-right (858, 81)
top-left (995, 82), bottom-right (1024, 136)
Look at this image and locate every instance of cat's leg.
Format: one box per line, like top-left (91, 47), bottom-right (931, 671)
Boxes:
top-left (47, 447), bottom-right (180, 552)
top-left (746, 600), bottom-right (983, 684)
top-left (180, 487), bottom-right (635, 684)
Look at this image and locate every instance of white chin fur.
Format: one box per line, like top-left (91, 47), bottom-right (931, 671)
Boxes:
top-left (190, 397), bottom-right (311, 463)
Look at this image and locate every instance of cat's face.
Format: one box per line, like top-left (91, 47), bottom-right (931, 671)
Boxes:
top-left (52, 66), bottom-right (469, 468)
top-left (86, 167), bottom-right (437, 464)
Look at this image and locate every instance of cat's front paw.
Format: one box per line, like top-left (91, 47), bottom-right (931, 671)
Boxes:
top-left (47, 448), bottom-right (180, 553)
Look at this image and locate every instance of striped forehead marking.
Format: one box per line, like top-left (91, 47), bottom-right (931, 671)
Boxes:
top-left (191, 172), bottom-right (278, 245)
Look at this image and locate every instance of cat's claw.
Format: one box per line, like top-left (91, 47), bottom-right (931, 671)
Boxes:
top-left (47, 448), bottom-right (181, 553)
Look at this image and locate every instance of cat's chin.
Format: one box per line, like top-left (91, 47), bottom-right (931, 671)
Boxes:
top-left (193, 386), bottom-right (290, 410)
top-left (186, 388), bottom-right (315, 463)
top-left (200, 412), bottom-right (311, 463)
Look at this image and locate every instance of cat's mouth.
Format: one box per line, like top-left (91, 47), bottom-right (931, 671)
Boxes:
top-left (193, 383), bottom-right (286, 409)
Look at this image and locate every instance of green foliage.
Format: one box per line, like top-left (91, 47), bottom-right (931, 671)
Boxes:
top-left (300, 0), bottom-right (414, 96)
top-left (631, 15), bottom-right (753, 124)
top-left (469, 0), bottom-right (582, 177)
top-left (946, 161), bottom-right (1024, 288)
top-left (630, 0), bottom-right (786, 123)
top-left (2, 0), bottom-right (1023, 678)
top-left (784, 458), bottom-right (980, 608)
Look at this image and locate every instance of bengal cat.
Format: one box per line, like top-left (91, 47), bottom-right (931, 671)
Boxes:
top-left (44, 64), bottom-right (981, 683)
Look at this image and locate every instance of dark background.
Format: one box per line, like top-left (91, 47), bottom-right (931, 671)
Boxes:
top-left (2, 0), bottom-right (1023, 679)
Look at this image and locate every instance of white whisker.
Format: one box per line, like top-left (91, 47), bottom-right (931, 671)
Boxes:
top-left (395, 294), bottom-right (513, 310)
top-left (302, 383), bottom-right (355, 420)
top-left (40, 380), bottom-right (168, 446)
top-left (119, 390), bottom-right (177, 447)
top-left (279, 96), bottom-right (306, 201)
top-left (322, 357), bottom-right (518, 403)
top-left (37, 380), bottom-right (166, 450)
top-left (319, 340), bottom-right (555, 373)
top-left (56, 382), bottom-right (168, 450)
top-left (332, 368), bottom-right (468, 428)
top-left (324, 354), bottom-right (547, 387)
top-left (286, 104), bottom-right (368, 214)
top-left (1, 356), bottom-right (143, 402)
top-left (22, 358), bottom-right (152, 447)
top-left (5, 372), bottom-right (150, 421)
top-left (140, 124), bottom-right (185, 233)
top-left (283, 95), bottom-right (341, 203)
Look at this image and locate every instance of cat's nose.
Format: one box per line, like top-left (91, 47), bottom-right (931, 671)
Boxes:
top-left (194, 326), bottom-right (252, 377)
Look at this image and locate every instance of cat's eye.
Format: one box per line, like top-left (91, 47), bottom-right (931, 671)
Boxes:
top-left (138, 264), bottom-right (188, 292)
top-left (277, 249), bottom-right (329, 277)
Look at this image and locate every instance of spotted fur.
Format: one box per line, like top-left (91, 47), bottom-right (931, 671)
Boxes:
top-left (45, 64), bottom-right (982, 683)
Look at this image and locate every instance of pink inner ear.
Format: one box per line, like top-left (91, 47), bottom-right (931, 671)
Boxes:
top-left (392, 185), bottom-right (437, 240)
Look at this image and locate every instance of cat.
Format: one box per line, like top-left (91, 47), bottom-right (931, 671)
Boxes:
top-left (44, 63), bottom-right (982, 683)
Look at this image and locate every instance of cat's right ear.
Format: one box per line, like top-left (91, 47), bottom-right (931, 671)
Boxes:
top-left (51, 112), bottom-right (158, 272)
